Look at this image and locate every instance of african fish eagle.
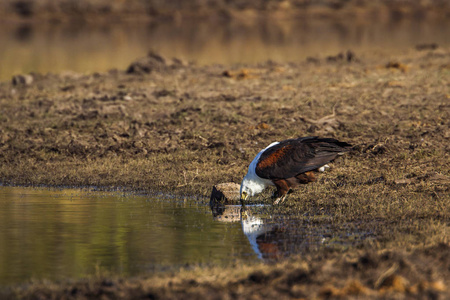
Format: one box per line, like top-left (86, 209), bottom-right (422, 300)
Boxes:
top-left (240, 136), bottom-right (352, 204)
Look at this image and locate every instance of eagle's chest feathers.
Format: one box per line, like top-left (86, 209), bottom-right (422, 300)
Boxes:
top-left (243, 142), bottom-right (278, 195)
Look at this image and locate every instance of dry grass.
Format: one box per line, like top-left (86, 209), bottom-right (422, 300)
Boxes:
top-left (3, 243), bottom-right (448, 299)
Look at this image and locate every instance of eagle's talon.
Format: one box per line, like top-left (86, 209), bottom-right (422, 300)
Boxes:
top-left (273, 195), bottom-right (286, 205)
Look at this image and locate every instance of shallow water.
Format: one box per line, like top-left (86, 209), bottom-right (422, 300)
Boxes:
top-left (0, 186), bottom-right (374, 285)
top-left (0, 187), bottom-right (254, 285)
top-left (1, 18), bottom-right (449, 81)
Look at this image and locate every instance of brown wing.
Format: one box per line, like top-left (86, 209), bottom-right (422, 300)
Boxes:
top-left (255, 137), bottom-right (351, 179)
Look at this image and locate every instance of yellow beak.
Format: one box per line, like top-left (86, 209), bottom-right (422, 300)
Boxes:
top-left (240, 192), bottom-right (248, 201)
top-left (241, 209), bottom-right (248, 220)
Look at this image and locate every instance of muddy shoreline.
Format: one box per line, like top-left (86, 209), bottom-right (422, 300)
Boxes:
top-left (2, 243), bottom-right (449, 299)
top-left (1, 44), bottom-right (449, 298)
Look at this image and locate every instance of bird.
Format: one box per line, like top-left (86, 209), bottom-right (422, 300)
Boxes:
top-left (240, 136), bottom-right (352, 204)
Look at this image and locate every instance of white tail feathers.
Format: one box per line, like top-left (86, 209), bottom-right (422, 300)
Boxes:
top-left (318, 164), bottom-right (330, 172)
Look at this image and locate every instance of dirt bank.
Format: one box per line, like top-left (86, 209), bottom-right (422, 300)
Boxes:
top-left (2, 244), bottom-right (449, 299)
top-left (1, 48), bottom-right (448, 195)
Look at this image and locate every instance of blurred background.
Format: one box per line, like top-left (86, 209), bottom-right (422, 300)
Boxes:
top-left (1, 0), bottom-right (449, 81)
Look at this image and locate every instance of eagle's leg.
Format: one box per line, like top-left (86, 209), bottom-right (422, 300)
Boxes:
top-left (272, 179), bottom-right (290, 205)
top-left (273, 194), bottom-right (287, 205)
top-left (295, 171), bottom-right (317, 184)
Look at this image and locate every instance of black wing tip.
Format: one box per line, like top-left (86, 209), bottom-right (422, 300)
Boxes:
top-left (296, 136), bottom-right (352, 148)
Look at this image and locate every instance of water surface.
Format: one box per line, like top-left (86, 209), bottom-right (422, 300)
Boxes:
top-left (0, 186), bottom-right (374, 285)
top-left (1, 18), bottom-right (449, 81)
top-left (0, 187), bottom-right (253, 285)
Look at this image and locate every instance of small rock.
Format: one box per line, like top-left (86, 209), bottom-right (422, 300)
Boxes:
top-left (221, 69), bottom-right (255, 80)
top-left (326, 52), bottom-right (344, 62)
top-left (326, 50), bottom-right (357, 63)
top-left (12, 74), bottom-right (33, 86)
top-left (306, 57), bottom-right (320, 64)
top-left (127, 51), bottom-right (184, 74)
top-left (211, 205), bottom-right (242, 222)
top-left (385, 61), bottom-right (409, 72)
top-left (394, 178), bottom-right (415, 185)
top-left (415, 43), bottom-right (438, 51)
top-left (210, 182), bottom-right (241, 205)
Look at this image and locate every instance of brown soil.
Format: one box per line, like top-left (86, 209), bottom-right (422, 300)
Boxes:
top-left (0, 44), bottom-right (449, 297)
top-left (2, 244), bottom-right (449, 299)
top-left (1, 49), bottom-right (448, 196)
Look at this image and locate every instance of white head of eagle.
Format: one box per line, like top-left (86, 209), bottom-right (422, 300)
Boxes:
top-left (239, 136), bottom-right (352, 204)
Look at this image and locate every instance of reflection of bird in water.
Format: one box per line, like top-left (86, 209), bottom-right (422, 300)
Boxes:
top-left (211, 204), bottom-right (325, 260)
top-left (240, 136), bottom-right (352, 204)
top-left (240, 211), bottom-right (280, 260)
top-left (211, 203), bottom-right (282, 259)
top-left (212, 204), bottom-right (371, 260)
